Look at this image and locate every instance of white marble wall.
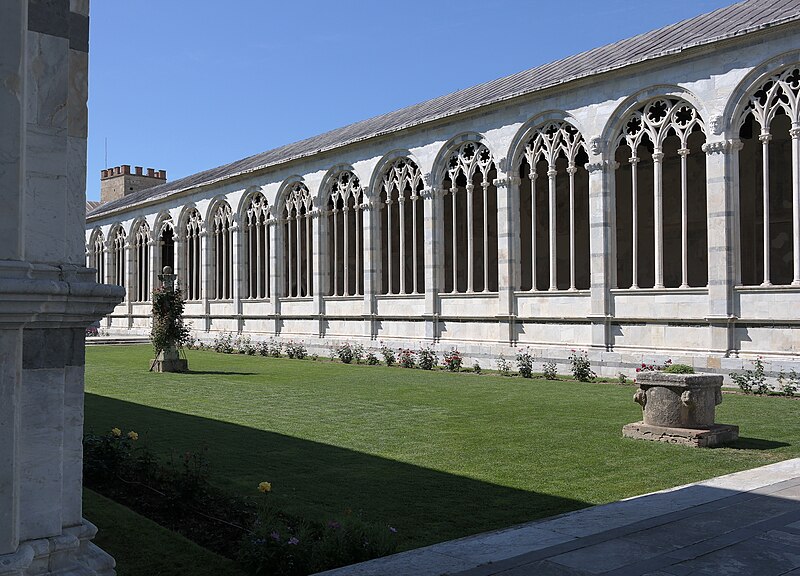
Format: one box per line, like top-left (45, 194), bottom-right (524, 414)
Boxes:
top-left (86, 24), bottom-right (800, 377)
top-left (1, 1), bottom-right (124, 574)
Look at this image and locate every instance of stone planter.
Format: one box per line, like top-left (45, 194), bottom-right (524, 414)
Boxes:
top-left (622, 372), bottom-right (738, 447)
top-left (151, 346), bottom-right (188, 373)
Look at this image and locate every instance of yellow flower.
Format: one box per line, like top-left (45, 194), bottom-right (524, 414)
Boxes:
top-left (258, 481), bottom-right (272, 494)
top-left (127, 431), bottom-right (139, 441)
top-left (111, 428), bottom-right (122, 437)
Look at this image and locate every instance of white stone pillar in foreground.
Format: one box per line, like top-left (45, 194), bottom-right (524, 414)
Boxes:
top-left (1, 1), bottom-right (124, 574)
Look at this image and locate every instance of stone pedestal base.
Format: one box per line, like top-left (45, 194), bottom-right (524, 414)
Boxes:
top-left (623, 421), bottom-right (739, 448)
top-left (151, 358), bottom-right (188, 373)
top-left (0, 520), bottom-right (115, 576)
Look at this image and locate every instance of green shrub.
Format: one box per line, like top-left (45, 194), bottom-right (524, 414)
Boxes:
top-left (542, 362), bottom-right (557, 380)
top-left (419, 345), bottom-right (439, 370)
top-left (730, 357), bottom-right (769, 395)
top-left (379, 342), bottom-right (395, 366)
top-left (516, 348), bottom-right (534, 378)
top-left (663, 364), bottom-right (694, 374)
top-left (568, 350), bottom-right (595, 382)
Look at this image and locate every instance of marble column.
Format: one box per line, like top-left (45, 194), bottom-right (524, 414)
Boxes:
top-left (311, 209), bottom-right (325, 336)
top-left (360, 199), bottom-right (378, 338)
top-left (703, 138), bottom-right (741, 355)
top-left (587, 153), bottom-right (615, 350)
top-left (0, 2), bottom-right (124, 575)
top-left (495, 175), bottom-right (519, 345)
top-left (422, 185), bottom-right (440, 341)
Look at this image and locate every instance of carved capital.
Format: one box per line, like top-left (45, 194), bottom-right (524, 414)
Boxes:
top-left (629, 156), bottom-right (640, 165)
top-left (652, 151), bottom-right (664, 162)
top-left (419, 187), bottom-right (436, 200)
top-left (759, 133), bottom-right (772, 144)
top-left (586, 161), bottom-right (607, 173)
top-left (266, 217), bottom-right (278, 226)
top-left (309, 209), bottom-right (323, 220)
top-left (547, 168), bottom-right (558, 178)
top-left (702, 139), bottom-right (742, 155)
top-left (677, 148), bottom-right (691, 157)
top-left (465, 183), bottom-right (475, 193)
top-left (790, 127), bottom-right (800, 140)
top-left (566, 165), bottom-right (579, 175)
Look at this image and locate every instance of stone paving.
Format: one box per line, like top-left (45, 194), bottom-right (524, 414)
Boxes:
top-left (318, 459), bottom-right (800, 576)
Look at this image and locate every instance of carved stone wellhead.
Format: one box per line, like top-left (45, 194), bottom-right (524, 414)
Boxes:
top-left (623, 372), bottom-right (738, 447)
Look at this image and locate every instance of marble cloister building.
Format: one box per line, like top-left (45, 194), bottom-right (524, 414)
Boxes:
top-left (87, 0), bottom-right (800, 376)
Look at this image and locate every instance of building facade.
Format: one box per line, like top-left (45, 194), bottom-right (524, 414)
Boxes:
top-left (86, 0), bottom-right (800, 377)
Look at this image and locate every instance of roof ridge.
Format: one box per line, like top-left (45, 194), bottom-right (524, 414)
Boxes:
top-left (88, 0), bottom-right (800, 220)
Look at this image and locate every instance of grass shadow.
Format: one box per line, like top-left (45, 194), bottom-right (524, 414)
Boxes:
top-left (85, 393), bottom-right (588, 550)
top-left (728, 437), bottom-right (791, 451)
top-left (183, 370), bottom-right (258, 376)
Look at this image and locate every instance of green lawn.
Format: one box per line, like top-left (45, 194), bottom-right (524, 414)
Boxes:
top-left (85, 344), bottom-right (800, 553)
top-left (85, 488), bottom-right (245, 576)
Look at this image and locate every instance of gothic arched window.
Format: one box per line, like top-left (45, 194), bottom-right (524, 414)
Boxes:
top-left (283, 183), bottom-right (313, 298)
top-left (184, 209), bottom-right (203, 301)
top-left (380, 159), bottom-right (424, 295)
top-left (111, 227), bottom-right (126, 289)
top-left (134, 222), bottom-right (151, 301)
top-left (244, 193), bottom-right (270, 299)
top-left (212, 202), bottom-right (234, 300)
top-left (327, 171), bottom-right (364, 296)
top-left (613, 98), bottom-right (708, 289)
top-left (518, 121), bottom-right (590, 291)
top-left (442, 142), bottom-right (498, 293)
top-left (736, 65), bottom-right (800, 286)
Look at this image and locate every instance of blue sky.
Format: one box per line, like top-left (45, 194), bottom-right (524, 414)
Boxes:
top-left (86, 0), bottom-right (735, 201)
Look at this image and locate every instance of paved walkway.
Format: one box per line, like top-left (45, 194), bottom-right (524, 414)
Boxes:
top-left (318, 458), bottom-right (800, 576)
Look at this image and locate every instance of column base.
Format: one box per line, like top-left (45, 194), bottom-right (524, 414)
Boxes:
top-left (0, 521), bottom-right (114, 576)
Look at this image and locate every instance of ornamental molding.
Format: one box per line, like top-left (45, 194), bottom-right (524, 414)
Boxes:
top-left (701, 139), bottom-right (743, 155)
top-left (791, 127), bottom-right (800, 139)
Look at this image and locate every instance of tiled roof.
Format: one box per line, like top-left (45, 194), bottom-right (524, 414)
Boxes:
top-left (86, 200), bottom-right (102, 213)
top-left (87, 0), bottom-right (800, 221)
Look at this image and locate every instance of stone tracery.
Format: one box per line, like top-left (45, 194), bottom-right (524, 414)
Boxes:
top-left (327, 171), bottom-right (364, 296)
top-left (380, 159), bottom-right (424, 295)
top-left (518, 121), bottom-right (590, 291)
top-left (736, 65), bottom-right (800, 286)
top-left (443, 142), bottom-right (498, 293)
top-left (614, 97), bottom-right (708, 289)
top-left (133, 221), bottom-right (151, 301)
top-left (111, 226), bottom-right (126, 287)
top-left (283, 183), bottom-right (313, 298)
top-left (183, 209), bottom-right (203, 301)
top-left (212, 202), bottom-right (234, 300)
top-left (244, 192), bottom-right (270, 299)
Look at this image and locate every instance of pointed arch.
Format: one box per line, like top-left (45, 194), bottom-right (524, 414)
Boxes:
top-left (378, 157), bottom-right (425, 295)
top-left (243, 190), bottom-right (271, 299)
top-left (733, 62), bottom-right (800, 286)
top-left (282, 182), bottom-right (314, 297)
top-left (109, 224), bottom-right (127, 289)
top-left (133, 220), bottom-right (152, 301)
top-left (181, 207), bottom-right (203, 300)
top-left (611, 94), bottom-right (708, 290)
top-left (89, 227), bottom-right (105, 284)
top-left (438, 139), bottom-right (498, 293)
top-left (210, 201), bottom-right (234, 299)
top-left (325, 168), bottom-right (365, 296)
top-left (515, 118), bottom-right (590, 291)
